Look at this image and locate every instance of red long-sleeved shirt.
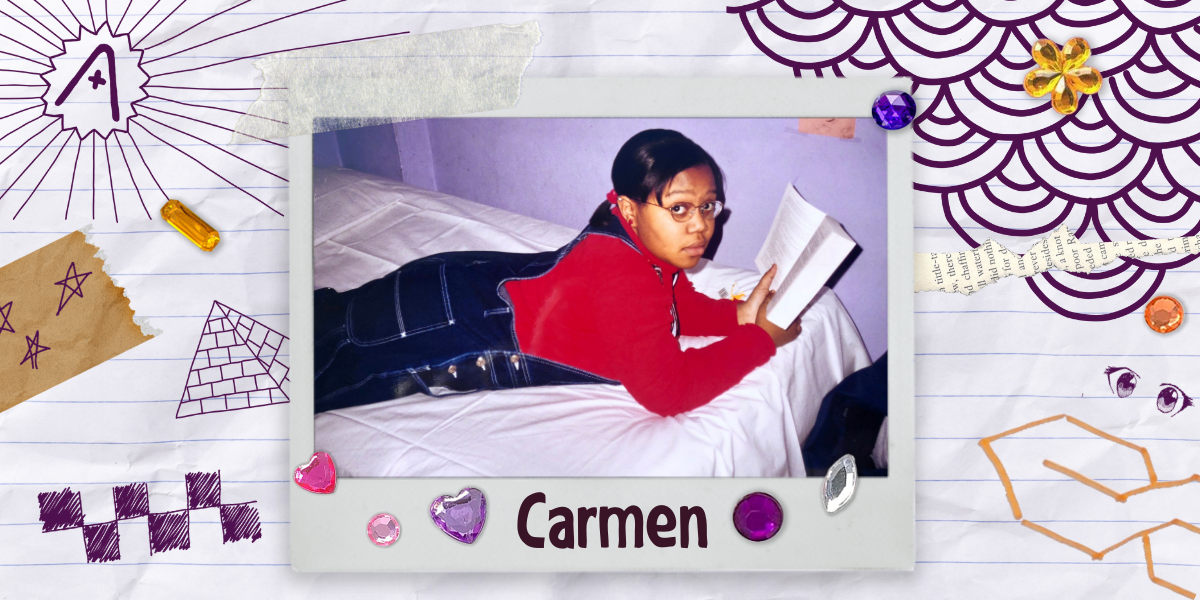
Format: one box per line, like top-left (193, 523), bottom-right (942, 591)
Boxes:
top-left (505, 203), bottom-right (776, 416)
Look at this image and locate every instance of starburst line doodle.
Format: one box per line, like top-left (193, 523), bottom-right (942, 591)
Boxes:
top-left (53, 261), bottom-right (91, 316)
top-left (21, 330), bottom-right (50, 369)
top-left (0, 301), bottom-right (14, 336)
top-left (726, 0), bottom-right (1200, 321)
top-left (0, 0), bottom-right (409, 222)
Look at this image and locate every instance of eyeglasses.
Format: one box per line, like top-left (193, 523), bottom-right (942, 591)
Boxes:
top-left (643, 200), bottom-right (724, 223)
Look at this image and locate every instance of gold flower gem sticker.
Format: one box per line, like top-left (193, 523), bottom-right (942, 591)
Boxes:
top-left (1023, 38), bottom-right (1102, 115)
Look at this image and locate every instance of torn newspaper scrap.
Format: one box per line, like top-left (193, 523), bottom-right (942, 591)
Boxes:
top-left (915, 226), bottom-right (1200, 295)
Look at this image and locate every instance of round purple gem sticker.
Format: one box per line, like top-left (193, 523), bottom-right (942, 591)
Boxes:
top-left (872, 90), bottom-right (916, 130)
top-left (733, 492), bottom-right (783, 542)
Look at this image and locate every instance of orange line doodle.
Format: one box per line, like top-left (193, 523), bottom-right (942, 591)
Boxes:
top-left (979, 414), bottom-right (1200, 599)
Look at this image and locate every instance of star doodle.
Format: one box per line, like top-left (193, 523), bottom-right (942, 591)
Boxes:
top-left (21, 331), bottom-right (50, 370)
top-left (54, 262), bottom-right (92, 317)
top-left (0, 301), bottom-right (13, 336)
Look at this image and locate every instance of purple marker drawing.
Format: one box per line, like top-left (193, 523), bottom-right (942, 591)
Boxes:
top-left (53, 43), bottom-right (119, 121)
top-left (83, 521), bottom-right (121, 563)
top-left (37, 488), bottom-right (84, 532)
top-left (185, 471), bottom-right (221, 510)
top-left (0, 300), bottom-right (14, 336)
top-left (112, 482), bottom-right (149, 520)
top-left (220, 504), bottom-right (263, 544)
top-left (1103, 367), bottom-right (1194, 417)
top-left (53, 261), bottom-right (91, 316)
top-left (726, 1), bottom-right (1200, 322)
top-left (176, 301), bottom-right (289, 418)
top-left (0, 4), bottom-right (408, 221)
top-left (1105, 367), bottom-right (1140, 398)
top-left (147, 510), bottom-right (190, 555)
top-left (37, 471), bottom-right (261, 562)
top-left (20, 330), bottom-right (50, 369)
top-left (1157, 384), bottom-right (1193, 417)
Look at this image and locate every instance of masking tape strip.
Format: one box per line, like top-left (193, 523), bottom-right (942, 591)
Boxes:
top-left (915, 226), bottom-right (1200, 295)
top-left (232, 21), bottom-right (541, 141)
top-left (0, 230), bottom-right (157, 414)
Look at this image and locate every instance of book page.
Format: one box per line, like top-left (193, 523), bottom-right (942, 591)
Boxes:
top-left (754, 184), bottom-right (826, 281)
top-left (914, 226), bottom-right (1200, 295)
top-left (766, 222), bottom-right (857, 327)
top-left (774, 218), bottom-right (833, 300)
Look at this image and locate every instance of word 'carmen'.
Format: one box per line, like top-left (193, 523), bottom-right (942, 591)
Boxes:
top-left (517, 492), bottom-right (707, 549)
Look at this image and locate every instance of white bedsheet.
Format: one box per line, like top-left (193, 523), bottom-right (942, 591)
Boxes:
top-left (312, 167), bottom-right (871, 477)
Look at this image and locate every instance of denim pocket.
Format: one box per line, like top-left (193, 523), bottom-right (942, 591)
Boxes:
top-left (347, 260), bottom-right (453, 345)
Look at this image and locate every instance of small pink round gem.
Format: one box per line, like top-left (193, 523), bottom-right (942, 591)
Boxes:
top-left (367, 513), bottom-right (400, 547)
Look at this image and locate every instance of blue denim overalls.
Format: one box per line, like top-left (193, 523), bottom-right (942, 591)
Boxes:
top-left (313, 201), bottom-right (679, 414)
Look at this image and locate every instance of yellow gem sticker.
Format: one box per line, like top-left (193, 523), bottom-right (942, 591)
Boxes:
top-left (161, 200), bottom-right (220, 252)
top-left (1023, 38), bottom-right (1103, 116)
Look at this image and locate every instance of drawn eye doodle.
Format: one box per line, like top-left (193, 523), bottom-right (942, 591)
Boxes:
top-left (1104, 367), bottom-right (1140, 398)
top-left (1156, 384), bottom-right (1193, 417)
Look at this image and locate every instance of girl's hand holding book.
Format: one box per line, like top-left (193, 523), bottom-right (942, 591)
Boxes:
top-left (736, 264), bottom-right (802, 347)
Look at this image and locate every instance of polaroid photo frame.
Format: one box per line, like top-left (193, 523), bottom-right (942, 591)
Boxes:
top-left (289, 77), bottom-right (914, 572)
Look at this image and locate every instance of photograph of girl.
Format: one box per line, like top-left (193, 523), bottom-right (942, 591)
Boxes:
top-left (310, 118), bottom-right (888, 479)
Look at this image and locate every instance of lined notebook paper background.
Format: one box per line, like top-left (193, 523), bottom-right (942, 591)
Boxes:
top-left (2, 0), bottom-right (1198, 598)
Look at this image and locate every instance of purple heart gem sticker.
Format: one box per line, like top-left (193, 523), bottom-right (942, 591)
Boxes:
top-left (430, 487), bottom-right (486, 544)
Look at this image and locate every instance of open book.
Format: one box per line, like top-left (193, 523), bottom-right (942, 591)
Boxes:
top-left (754, 184), bottom-right (858, 328)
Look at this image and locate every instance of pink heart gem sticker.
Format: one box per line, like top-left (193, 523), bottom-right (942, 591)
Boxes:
top-left (294, 451), bottom-right (336, 494)
top-left (430, 487), bottom-right (486, 544)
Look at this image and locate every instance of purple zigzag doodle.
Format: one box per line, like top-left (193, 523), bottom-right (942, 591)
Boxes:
top-left (37, 471), bottom-right (262, 563)
top-left (148, 510), bottom-right (191, 555)
top-left (0, 301), bottom-right (14, 336)
top-left (727, 0), bottom-right (1200, 321)
top-left (54, 262), bottom-right (91, 316)
top-left (21, 330), bottom-right (50, 369)
top-left (37, 488), bottom-right (84, 532)
top-left (176, 301), bottom-right (289, 418)
top-left (186, 471), bottom-right (221, 509)
top-left (83, 521), bottom-right (121, 562)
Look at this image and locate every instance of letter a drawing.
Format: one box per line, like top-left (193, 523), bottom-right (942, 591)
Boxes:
top-left (54, 44), bottom-right (119, 122)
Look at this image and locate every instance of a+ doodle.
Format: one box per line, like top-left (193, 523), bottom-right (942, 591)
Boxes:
top-left (53, 43), bottom-right (120, 123)
top-left (41, 23), bottom-right (148, 140)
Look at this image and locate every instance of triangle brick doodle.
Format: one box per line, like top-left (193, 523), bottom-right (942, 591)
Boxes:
top-left (176, 301), bottom-right (289, 418)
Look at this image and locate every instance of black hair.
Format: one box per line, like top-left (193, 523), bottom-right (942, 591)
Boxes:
top-left (611, 129), bottom-right (725, 206)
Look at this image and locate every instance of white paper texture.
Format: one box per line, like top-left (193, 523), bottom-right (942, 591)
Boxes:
top-left (2, 1), bottom-right (1199, 599)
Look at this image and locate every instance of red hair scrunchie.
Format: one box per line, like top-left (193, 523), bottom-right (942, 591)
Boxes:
top-left (606, 189), bottom-right (619, 205)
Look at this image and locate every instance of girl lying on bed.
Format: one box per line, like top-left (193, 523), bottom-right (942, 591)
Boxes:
top-left (313, 129), bottom-right (802, 417)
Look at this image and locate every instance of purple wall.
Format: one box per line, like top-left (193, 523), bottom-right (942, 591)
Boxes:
top-left (313, 127), bottom-right (403, 182)
top-left (313, 131), bottom-right (342, 168)
top-left (315, 118), bottom-right (888, 360)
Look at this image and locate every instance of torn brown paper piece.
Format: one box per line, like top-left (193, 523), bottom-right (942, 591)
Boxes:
top-left (915, 226), bottom-right (1200, 295)
top-left (0, 231), bottom-right (156, 413)
top-left (798, 118), bottom-right (856, 139)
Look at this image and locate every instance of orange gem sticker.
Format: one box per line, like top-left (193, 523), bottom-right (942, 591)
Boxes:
top-left (1144, 295), bottom-right (1183, 334)
top-left (1023, 38), bottom-right (1103, 115)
